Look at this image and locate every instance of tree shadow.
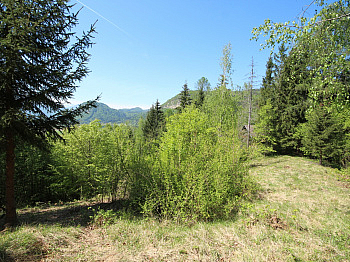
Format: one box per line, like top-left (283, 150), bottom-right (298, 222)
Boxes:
top-left (14, 199), bottom-right (139, 228)
top-left (249, 157), bottom-right (285, 168)
top-left (0, 250), bottom-right (15, 262)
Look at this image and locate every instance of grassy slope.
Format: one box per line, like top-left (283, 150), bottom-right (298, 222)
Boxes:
top-left (0, 156), bottom-right (349, 261)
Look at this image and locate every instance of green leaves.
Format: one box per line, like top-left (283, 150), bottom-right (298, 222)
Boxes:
top-left (51, 121), bottom-right (135, 201)
top-left (178, 83), bottom-right (192, 111)
top-left (141, 85), bottom-right (251, 221)
top-left (254, 1), bottom-right (350, 165)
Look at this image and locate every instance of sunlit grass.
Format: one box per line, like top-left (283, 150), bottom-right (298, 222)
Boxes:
top-left (1, 155), bottom-right (349, 261)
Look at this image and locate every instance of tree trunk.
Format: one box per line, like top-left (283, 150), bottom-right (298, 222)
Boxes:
top-left (5, 129), bottom-right (18, 226)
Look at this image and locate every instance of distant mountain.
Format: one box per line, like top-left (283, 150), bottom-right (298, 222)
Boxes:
top-left (78, 102), bottom-right (147, 125)
top-left (78, 89), bottom-right (261, 125)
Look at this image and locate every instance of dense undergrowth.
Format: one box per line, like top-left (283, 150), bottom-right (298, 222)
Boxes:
top-left (1, 155), bottom-right (349, 261)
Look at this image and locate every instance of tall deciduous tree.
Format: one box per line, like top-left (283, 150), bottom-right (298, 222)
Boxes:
top-left (0, 0), bottom-right (97, 226)
top-left (219, 42), bottom-right (233, 89)
top-left (252, 0), bottom-right (350, 109)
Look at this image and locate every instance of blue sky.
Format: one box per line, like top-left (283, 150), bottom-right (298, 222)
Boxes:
top-left (70, 0), bottom-right (320, 109)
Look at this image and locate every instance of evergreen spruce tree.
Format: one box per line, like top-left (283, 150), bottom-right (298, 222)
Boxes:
top-left (0, 0), bottom-right (97, 226)
top-left (194, 77), bottom-right (210, 108)
top-left (195, 87), bottom-right (205, 108)
top-left (261, 45), bottom-right (310, 154)
top-left (276, 47), bottom-right (310, 152)
top-left (301, 105), bottom-right (345, 165)
top-left (143, 99), bottom-right (165, 141)
top-left (179, 83), bottom-right (192, 111)
top-left (256, 53), bottom-right (279, 152)
top-left (259, 56), bottom-right (275, 107)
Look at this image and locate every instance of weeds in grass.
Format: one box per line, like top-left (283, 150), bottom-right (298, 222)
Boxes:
top-left (89, 207), bottom-right (117, 227)
top-left (0, 227), bottom-right (47, 261)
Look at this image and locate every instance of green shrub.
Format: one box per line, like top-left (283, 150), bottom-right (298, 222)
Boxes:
top-left (141, 108), bottom-right (251, 221)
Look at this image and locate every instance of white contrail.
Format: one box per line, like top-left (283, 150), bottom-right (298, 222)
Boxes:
top-left (75, 0), bottom-right (132, 38)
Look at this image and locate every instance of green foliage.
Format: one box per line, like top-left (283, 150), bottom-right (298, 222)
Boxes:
top-left (255, 43), bottom-right (311, 154)
top-left (162, 90), bottom-right (198, 109)
top-left (0, 37), bottom-right (258, 226)
top-left (254, 101), bottom-right (276, 154)
top-left (0, 0), bottom-right (97, 143)
top-left (254, 1), bottom-right (350, 166)
top-left (298, 106), bottom-right (346, 165)
top-left (6, 141), bottom-right (53, 206)
top-left (196, 77), bottom-right (211, 92)
top-left (204, 84), bottom-right (238, 134)
top-left (259, 56), bottom-right (275, 106)
top-left (0, 141), bottom-right (42, 206)
top-left (194, 77), bottom-right (210, 108)
top-left (141, 86), bottom-right (251, 221)
top-left (51, 120), bottom-right (135, 201)
top-left (219, 42), bottom-right (233, 88)
top-left (0, 0), bottom-right (97, 225)
top-left (89, 207), bottom-right (118, 227)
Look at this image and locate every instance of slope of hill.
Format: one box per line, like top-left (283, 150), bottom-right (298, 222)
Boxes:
top-left (162, 90), bottom-right (198, 109)
top-left (162, 89), bottom-right (260, 109)
top-left (77, 102), bottom-right (147, 125)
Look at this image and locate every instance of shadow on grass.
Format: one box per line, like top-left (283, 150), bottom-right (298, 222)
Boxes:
top-left (0, 249), bottom-right (15, 262)
top-left (15, 199), bottom-right (140, 228)
top-left (249, 157), bottom-right (285, 168)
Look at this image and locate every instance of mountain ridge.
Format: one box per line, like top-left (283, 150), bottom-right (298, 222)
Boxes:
top-left (78, 88), bottom-right (260, 124)
top-left (78, 102), bottom-right (148, 125)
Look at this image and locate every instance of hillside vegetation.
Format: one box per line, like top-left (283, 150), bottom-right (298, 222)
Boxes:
top-left (1, 156), bottom-right (348, 261)
top-left (78, 102), bottom-right (147, 125)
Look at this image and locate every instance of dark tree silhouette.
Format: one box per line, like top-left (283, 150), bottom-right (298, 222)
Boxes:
top-left (0, 0), bottom-right (98, 226)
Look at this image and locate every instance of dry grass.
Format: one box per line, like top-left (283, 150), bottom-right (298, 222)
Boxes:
top-left (1, 155), bottom-right (349, 261)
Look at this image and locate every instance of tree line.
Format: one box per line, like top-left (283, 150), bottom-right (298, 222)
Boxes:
top-left (254, 0), bottom-right (350, 167)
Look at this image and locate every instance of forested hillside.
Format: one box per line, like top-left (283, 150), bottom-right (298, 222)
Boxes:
top-left (77, 89), bottom-right (260, 125)
top-left (162, 90), bottom-right (198, 109)
top-left (78, 102), bottom-right (147, 125)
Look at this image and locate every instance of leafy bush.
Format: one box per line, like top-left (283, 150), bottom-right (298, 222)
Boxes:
top-left (141, 107), bottom-right (251, 221)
